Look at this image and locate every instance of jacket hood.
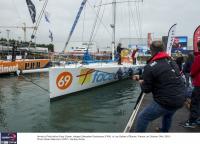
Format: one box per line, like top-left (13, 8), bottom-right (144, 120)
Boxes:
top-left (149, 52), bottom-right (170, 63)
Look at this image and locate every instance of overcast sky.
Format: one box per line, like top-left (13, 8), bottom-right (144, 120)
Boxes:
top-left (0, 0), bottom-right (200, 52)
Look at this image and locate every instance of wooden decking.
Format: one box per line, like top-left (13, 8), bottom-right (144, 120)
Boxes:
top-left (130, 93), bottom-right (200, 132)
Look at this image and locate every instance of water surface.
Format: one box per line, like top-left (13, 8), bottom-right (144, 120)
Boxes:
top-left (0, 74), bottom-right (140, 132)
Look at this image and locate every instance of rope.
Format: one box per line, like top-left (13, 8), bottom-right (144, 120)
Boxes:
top-left (28, 0), bottom-right (48, 49)
top-left (135, 2), bottom-right (142, 39)
top-left (82, 4), bottom-right (86, 42)
top-left (92, 4), bottom-right (106, 42)
top-left (87, 1), bottom-right (112, 38)
top-left (11, 0), bottom-right (22, 21)
top-left (88, 0), bottom-right (102, 47)
top-left (128, 1), bottom-right (131, 45)
top-left (18, 74), bottom-right (50, 93)
top-left (129, 3), bottom-right (140, 40)
top-left (123, 92), bottom-right (145, 132)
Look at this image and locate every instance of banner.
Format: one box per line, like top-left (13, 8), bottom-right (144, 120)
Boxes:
top-left (26, 0), bottom-right (36, 23)
top-left (193, 25), bottom-right (200, 53)
top-left (166, 24), bottom-right (177, 56)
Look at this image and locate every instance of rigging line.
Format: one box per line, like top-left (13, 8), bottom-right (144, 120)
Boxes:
top-left (82, 4), bottom-right (86, 42)
top-left (32, 0), bottom-right (48, 39)
top-left (136, 2), bottom-right (142, 39)
top-left (135, 2), bottom-right (141, 39)
top-left (88, 0), bottom-right (102, 46)
top-left (137, 2), bottom-right (142, 39)
top-left (138, 2), bottom-right (143, 39)
top-left (130, 3), bottom-right (140, 39)
top-left (128, 1), bottom-right (131, 45)
top-left (135, 2), bottom-right (142, 43)
top-left (28, 0), bottom-right (48, 50)
top-left (87, 0), bottom-right (102, 61)
top-left (87, 1), bottom-right (112, 38)
top-left (92, 4), bottom-right (106, 42)
top-left (11, 0), bottom-right (22, 21)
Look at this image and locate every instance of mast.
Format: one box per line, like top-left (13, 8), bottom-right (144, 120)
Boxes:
top-left (111, 0), bottom-right (116, 61)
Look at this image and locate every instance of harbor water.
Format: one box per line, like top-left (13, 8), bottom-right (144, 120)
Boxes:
top-left (0, 73), bottom-right (141, 132)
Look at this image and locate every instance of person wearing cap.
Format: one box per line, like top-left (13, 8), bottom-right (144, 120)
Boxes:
top-left (133, 41), bottom-right (185, 132)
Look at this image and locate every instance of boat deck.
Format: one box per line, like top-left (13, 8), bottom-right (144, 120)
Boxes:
top-left (130, 93), bottom-right (200, 132)
top-left (53, 63), bottom-right (143, 69)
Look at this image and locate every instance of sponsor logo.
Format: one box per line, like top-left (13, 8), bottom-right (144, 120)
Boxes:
top-left (92, 71), bottom-right (114, 83)
top-left (56, 72), bottom-right (73, 90)
top-left (77, 68), bottom-right (132, 85)
top-left (1, 133), bottom-right (17, 144)
top-left (77, 68), bottom-right (95, 85)
top-left (0, 64), bottom-right (18, 74)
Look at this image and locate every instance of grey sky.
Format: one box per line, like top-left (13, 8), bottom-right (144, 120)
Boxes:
top-left (0, 0), bottom-right (199, 52)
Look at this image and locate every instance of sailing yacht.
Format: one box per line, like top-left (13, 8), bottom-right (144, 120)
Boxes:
top-left (49, 0), bottom-right (144, 99)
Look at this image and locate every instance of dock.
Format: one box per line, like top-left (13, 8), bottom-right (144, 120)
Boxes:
top-left (130, 93), bottom-right (200, 132)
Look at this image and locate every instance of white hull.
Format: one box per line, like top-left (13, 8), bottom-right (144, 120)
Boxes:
top-left (49, 63), bottom-right (142, 99)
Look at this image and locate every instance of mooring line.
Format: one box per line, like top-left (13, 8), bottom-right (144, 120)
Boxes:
top-left (123, 91), bottom-right (145, 132)
top-left (18, 74), bottom-right (50, 93)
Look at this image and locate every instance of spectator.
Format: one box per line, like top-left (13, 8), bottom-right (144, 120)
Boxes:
top-left (175, 51), bottom-right (184, 72)
top-left (133, 41), bottom-right (185, 132)
top-left (131, 48), bottom-right (139, 65)
top-left (183, 53), bottom-right (194, 87)
top-left (183, 40), bottom-right (200, 128)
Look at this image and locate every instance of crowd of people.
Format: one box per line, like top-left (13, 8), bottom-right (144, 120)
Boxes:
top-left (129, 40), bottom-right (200, 132)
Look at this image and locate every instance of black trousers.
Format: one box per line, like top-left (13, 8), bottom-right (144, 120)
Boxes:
top-left (118, 54), bottom-right (121, 64)
top-left (189, 86), bottom-right (200, 122)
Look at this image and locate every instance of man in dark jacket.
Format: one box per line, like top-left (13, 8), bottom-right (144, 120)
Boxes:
top-left (117, 43), bottom-right (123, 65)
top-left (133, 41), bottom-right (185, 132)
top-left (183, 40), bottom-right (200, 128)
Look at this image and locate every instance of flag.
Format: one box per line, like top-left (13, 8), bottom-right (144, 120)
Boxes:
top-left (166, 24), bottom-right (177, 56)
top-left (44, 11), bottom-right (53, 42)
top-left (26, 0), bottom-right (36, 23)
top-left (49, 30), bottom-right (53, 42)
top-left (193, 25), bottom-right (200, 53)
top-left (44, 11), bottom-right (50, 23)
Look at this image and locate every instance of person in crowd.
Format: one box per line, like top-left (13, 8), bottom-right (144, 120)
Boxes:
top-left (183, 40), bottom-right (200, 128)
top-left (183, 53), bottom-right (194, 87)
top-left (117, 43), bottom-right (123, 65)
top-left (175, 51), bottom-right (184, 72)
top-left (133, 41), bottom-right (185, 132)
top-left (131, 48), bottom-right (139, 65)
